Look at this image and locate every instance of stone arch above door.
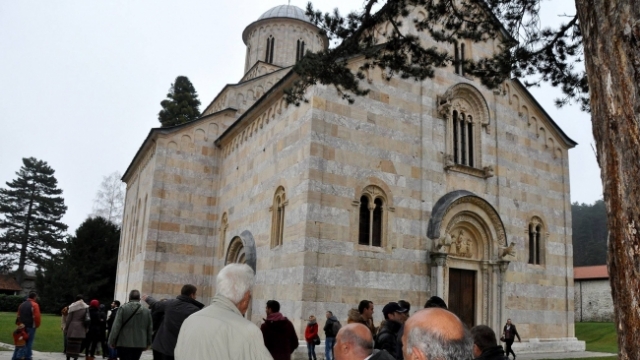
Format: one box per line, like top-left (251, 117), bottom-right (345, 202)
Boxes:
top-left (427, 190), bottom-right (507, 259)
top-left (224, 230), bottom-right (257, 272)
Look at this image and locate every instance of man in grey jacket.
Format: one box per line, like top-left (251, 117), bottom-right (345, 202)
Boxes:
top-left (108, 290), bottom-right (153, 360)
top-left (174, 264), bottom-right (273, 360)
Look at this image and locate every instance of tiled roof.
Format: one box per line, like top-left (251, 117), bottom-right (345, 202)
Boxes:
top-left (0, 274), bottom-right (22, 291)
top-left (574, 265), bottom-right (609, 280)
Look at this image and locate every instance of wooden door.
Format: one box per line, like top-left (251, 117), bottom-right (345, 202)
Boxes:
top-left (448, 268), bottom-right (476, 328)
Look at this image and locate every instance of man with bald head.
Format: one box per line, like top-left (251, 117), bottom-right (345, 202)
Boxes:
top-left (334, 323), bottom-right (395, 360)
top-left (402, 308), bottom-right (474, 360)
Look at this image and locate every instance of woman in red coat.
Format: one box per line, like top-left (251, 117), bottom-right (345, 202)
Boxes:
top-left (304, 315), bottom-right (319, 360)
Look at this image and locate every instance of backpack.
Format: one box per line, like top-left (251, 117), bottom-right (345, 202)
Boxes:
top-left (332, 320), bottom-right (342, 336)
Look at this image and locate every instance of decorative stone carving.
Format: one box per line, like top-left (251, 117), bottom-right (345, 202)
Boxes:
top-left (441, 197), bottom-right (507, 247)
top-left (433, 233), bottom-right (452, 253)
top-left (449, 229), bottom-right (474, 258)
top-left (500, 242), bottom-right (516, 258)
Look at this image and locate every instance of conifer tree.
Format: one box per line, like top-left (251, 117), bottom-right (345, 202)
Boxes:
top-left (158, 76), bottom-right (202, 127)
top-left (36, 216), bottom-right (119, 313)
top-left (0, 157), bottom-right (67, 283)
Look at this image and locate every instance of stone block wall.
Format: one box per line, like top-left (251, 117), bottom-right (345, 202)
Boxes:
top-left (574, 279), bottom-right (614, 322)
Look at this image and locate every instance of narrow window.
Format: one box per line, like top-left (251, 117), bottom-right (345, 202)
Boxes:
top-left (271, 187), bottom-right (286, 248)
top-left (535, 225), bottom-right (542, 264)
top-left (454, 43), bottom-right (460, 74)
top-left (269, 37), bottom-right (275, 63)
top-left (265, 36), bottom-right (275, 63)
top-left (453, 111), bottom-right (459, 164)
top-left (460, 43), bottom-right (465, 76)
top-left (528, 224), bottom-right (535, 264)
top-left (372, 198), bottom-right (383, 246)
top-left (460, 113), bottom-right (466, 165)
top-left (467, 120), bottom-right (474, 167)
top-left (358, 196), bottom-right (370, 245)
top-left (296, 39), bottom-right (301, 62)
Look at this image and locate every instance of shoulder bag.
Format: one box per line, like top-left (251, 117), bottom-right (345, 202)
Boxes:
top-left (112, 304), bottom-right (141, 346)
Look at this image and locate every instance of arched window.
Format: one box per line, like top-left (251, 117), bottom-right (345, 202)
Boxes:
top-left (296, 39), bottom-right (306, 62)
top-left (528, 217), bottom-right (544, 265)
top-left (218, 212), bottom-right (228, 258)
top-left (454, 42), bottom-right (467, 75)
top-left (358, 186), bottom-right (387, 247)
top-left (270, 186), bottom-right (286, 248)
top-left (452, 110), bottom-right (474, 167)
top-left (265, 35), bottom-right (275, 64)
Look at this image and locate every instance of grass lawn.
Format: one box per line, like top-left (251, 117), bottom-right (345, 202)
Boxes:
top-left (0, 312), bottom-right (63, 353)
top-left (575, 322), bottom-right (618, 354)
top-left (539, 322), bottom-right (618, 360)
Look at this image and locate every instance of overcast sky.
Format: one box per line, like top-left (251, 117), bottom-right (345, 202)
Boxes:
top-left (0, 0), bottom-right (601, 234)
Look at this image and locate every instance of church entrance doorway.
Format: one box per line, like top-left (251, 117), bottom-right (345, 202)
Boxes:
top-left (448, 268), bottom-right (476, 328)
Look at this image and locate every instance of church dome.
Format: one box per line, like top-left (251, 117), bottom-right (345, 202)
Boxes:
top-left (257, 5), bottom-right (311, 23)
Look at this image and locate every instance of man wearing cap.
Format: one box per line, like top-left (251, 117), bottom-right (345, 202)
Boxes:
top-left (374, 302), bottom-right (408, 358)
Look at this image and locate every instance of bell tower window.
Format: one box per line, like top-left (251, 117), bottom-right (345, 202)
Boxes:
top-left (265, 36), bottom-right (275, 64)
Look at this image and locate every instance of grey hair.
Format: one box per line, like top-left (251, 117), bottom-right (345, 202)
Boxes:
top-left (216, 263), bottom-right (255, 304)
top-left (339, 328), bottom-right (373, 355)
top-left (405, 325), bottom-right (474, 360)
top-left (129, 290), bottom-right (141, 301)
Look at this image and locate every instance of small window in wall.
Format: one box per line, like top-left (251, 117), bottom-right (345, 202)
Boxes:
top-left (528, 217), bottom-right (544, 265)
top-left (452, 110), bottom-right (474, 167)
top-left (454, 42), bottom-right (466, 76)
top-left (265, 36), bottom-right (275, 64)
top-left (296, 39), bottom-right (306, 62)
top-left (270, 186), bottom-right (286, 248)
top-left (358, 186), bottom-right (388, 247)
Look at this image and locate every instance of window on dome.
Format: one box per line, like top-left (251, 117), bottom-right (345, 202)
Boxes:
top-left (265, 36), bottom-right (275, 64)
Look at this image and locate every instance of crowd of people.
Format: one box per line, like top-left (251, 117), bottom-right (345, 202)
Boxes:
top-left (12, 264), bottom-right (522, 360)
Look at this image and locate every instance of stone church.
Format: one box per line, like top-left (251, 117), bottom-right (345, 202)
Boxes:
top-left (115, 4), bottom-right (584, 353)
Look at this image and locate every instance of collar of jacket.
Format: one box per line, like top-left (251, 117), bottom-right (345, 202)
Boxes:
top-left (478, 345), bottom-right (507, 359)
top-left (69, 300), bottom-right (88, 313)
top-left (176, 294), bottom-right (205, 309)
top-left (382, 319), bottom-right (402, 333)
top-left (211, 294), bottom-right (243, 317)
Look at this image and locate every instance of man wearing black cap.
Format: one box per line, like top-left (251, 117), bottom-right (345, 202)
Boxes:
top-left (374, 302), bottom-right (408, 359)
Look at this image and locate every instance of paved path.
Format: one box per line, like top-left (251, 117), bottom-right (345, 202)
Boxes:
top-left (0, 343), bottom-right (616, 360)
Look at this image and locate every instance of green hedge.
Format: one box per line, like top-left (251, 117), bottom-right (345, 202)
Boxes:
top-left (0, 294), bottom-right (25, 312)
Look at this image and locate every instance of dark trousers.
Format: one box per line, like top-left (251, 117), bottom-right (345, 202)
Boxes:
top-left (505, 339), bottom-right (516, 358)
top-left (116, 347), bottom-right (144, 360)
top-left (88, 339), bottom-right (100, 356)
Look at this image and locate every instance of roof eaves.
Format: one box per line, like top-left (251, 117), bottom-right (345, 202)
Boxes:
top-left (215, 69), bottom-right (296, 146)
top-left (512, 78), bottom-right (578, 148)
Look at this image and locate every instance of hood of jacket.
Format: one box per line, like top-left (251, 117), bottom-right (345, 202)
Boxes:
top-left (348, 308), bottom-right (365, 323)
top-left (68, 300), bottom-right (88, 314)
top-left (327, 315), bottom-right (338, 322)
top-left (265, 312), bottom-right (286, 322)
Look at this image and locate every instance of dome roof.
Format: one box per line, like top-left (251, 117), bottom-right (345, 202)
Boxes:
top-left (257, 5), bottom-right (311, 23)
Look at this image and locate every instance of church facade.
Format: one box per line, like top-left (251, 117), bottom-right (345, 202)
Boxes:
top-left (115, 4), bottom-right (584, 352)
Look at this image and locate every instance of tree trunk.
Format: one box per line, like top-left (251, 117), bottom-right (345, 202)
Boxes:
top-left (575, 1), bottom-right (640, 358)
top-left (16, 193), bottom-right (35, 285)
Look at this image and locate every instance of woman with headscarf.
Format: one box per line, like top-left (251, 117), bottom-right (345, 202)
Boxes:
top-left (304, 315), bottom-right (319, 360)
top-left (65, 295), bottom-right (89, 360)
top-left (86, 299), bottom-right (102, 360)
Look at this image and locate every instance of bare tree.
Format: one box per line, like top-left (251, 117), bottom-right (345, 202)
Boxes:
top-left (92, 172), bottom-right (125, 226)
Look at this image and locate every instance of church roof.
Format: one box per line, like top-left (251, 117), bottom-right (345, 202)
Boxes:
top-left (257, 5), bottom-right (311, 23)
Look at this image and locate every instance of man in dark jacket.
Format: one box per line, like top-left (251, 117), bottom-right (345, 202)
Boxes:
top-left (471, 325), bottom-right (508, 360)
top-left (324, 311), bottom-right (341, 360)
top-left (394, 300), bottom-right (410, 360)
top-left (260, 300), bottom-right (299, 360)
top-left (375, 302), bottom-right (408, 359)
top-left (142, 285), bottom-right (204, 360)
top-left (17, 292), bottom-right (41, 360)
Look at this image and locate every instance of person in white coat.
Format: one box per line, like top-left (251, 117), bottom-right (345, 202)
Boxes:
top-left (174, 263), bottom-right (273, 360)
